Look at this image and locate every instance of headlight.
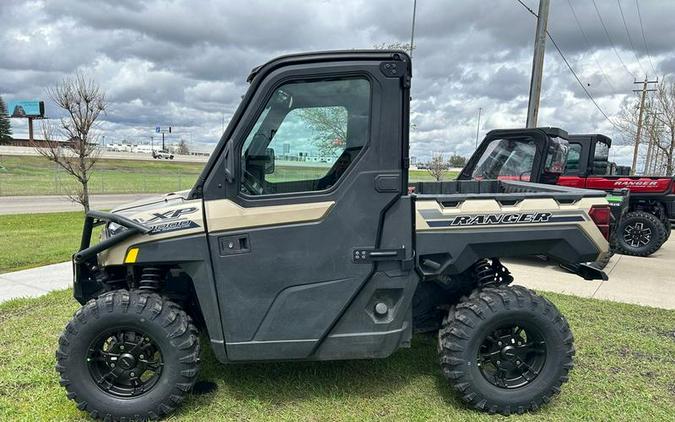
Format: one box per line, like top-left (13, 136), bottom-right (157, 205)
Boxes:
top-left (106, 222), bottom-right (128, 237)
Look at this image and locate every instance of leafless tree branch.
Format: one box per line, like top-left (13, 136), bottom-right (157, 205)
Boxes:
top-left (31, 71), bottom-right (106, 211)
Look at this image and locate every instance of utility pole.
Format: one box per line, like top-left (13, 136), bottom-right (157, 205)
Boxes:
top-left (475, 107), bottom-right (482, 147)
top-left (526, 0), bottom-right (550, 128)
top-left (631, 77), bottom-right (658, 175)
top-left (643, 112), bottom-right (655, 174)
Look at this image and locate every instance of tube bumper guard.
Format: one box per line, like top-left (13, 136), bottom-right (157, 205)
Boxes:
top-left (74, 210), bottom-right (151, 264)
top-left (73, 211), bottom-right (151, 304)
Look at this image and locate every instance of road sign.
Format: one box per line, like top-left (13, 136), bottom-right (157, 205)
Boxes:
top-left (155, 126), bottom-right (160, 133)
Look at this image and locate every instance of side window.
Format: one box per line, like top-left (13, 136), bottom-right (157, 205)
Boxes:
top-left (239, 78), bottom-right (370, 196)
top-left (565, 143), bottom-right (582, 174)
top-left (592, 142), bottom-right (610, 175)
top-left (471, 138), bottom-right (536, 181)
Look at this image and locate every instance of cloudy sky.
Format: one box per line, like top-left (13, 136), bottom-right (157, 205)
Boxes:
top-left (2, 0), bottom-right (674, 164)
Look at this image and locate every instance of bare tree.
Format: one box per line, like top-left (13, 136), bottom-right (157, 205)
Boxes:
top-left (373, 41), bottom-right (415, 57)
top-left (427, 153), bottom-right (448, 181)
top-left (176, 138), bottom-right (190, 155)
top-left (653, 79), bottom-right (675, 175)
top-left (33, 72), bottom-right (106, 211)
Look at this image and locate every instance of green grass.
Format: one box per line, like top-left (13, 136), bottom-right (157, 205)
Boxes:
top-left (0, 289), bottom-right (673, 421)
top-left (0, 155), bottom-right (202, 196)
top-left (0, 155), bottom-right (457, 196)
top-left (0, 212), bottom-right (85, 273)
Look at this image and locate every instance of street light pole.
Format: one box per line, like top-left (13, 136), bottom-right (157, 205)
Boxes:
top-left (526, 0), bottom-right (550, 128)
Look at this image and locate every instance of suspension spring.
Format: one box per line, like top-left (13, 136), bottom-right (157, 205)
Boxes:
top-left (139, 267), bottom-right (162, 291)
top-left (473, 258), bottom-right (497, 287)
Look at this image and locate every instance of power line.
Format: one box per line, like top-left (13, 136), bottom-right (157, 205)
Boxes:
top-left (514, 0), bottom-right (622, 131)
top-left (591, 0), bottom-right (637, 80)
top-left (566, 0), bottom-right (617, 92)
top-left (635, 0), bottom-right (658, 76)
top-left (546, 32), bottom-right (622, 131)
top-left (616, 0), bottom-right (647, 76)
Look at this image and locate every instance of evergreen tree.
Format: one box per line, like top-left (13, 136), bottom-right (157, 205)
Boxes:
top-left (0, 96), bottom-right (12, 142)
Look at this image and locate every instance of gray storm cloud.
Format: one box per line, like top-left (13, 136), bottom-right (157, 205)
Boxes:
top-left (1, 0), bottom-right (672, 163)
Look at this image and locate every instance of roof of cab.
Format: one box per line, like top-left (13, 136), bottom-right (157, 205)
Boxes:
top-left (246, 49), bottom-right (411, 82)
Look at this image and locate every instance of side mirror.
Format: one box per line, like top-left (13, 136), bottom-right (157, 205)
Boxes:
top-left (264, 148), bottom-right (275, 174)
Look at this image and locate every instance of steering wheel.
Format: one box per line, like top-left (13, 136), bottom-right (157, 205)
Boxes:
top-left (519, 170), bottom-right (532, 181)
top-left (241, 169), bottom-right (263, 195)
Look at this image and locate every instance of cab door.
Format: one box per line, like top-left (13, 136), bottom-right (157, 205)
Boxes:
top-left (200, 52), bottom-right (413, 361)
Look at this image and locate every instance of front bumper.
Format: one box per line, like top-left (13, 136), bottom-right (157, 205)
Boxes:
top-left (72, 210), bottom-right (151, 304)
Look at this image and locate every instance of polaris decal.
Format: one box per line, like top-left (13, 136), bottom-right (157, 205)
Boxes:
top-left (426, 212), bottom-right (585, 228)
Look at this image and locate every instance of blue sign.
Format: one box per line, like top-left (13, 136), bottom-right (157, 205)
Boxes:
top-left (155, 126), bottom-right (161, 133)
top-left (7, 100), bottom-right (44, 118)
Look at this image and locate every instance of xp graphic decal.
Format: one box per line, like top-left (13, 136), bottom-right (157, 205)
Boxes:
top-left (137, 207), bottom-right (200, 234)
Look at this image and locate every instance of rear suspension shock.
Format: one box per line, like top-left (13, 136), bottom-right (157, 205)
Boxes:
top-left (472, 258), bottom-right (513, 288)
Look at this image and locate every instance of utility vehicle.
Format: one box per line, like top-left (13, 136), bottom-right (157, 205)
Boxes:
top-left (460, 128), bottom-right (673, 256)
top-left (58, 51), bottom-right (611, 420)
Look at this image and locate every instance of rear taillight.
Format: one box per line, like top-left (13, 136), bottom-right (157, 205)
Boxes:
top-left (589, 205), bottom-right (611, 240)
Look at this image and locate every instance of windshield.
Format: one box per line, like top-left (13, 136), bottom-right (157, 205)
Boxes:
top-left (470, 138), bottom-right (536, 180)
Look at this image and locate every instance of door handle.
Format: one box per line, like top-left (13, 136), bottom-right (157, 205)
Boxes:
top-left (218, 234), bottom-right (250, 256)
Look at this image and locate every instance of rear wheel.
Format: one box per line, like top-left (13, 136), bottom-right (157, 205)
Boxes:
top-left (615, 211), bottom-right (666, 257)
top-left (438, 286), bottom-right (574, 415)
top-left (56, 290), bottom-right (200, 421)
top-left (662, 218), bottom-right (671, 242)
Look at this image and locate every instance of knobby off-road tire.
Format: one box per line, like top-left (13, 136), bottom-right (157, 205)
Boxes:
top-left (56, 290), bottom-right (200, 421)
top-left (615, 211), bottom-right (666, 257)
top-left (662, 218), bottom-right (671, 242)
top-left (438, 285), bottom-right (574, 415)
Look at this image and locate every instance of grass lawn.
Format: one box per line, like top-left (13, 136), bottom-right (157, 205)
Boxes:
top-left (0, 289), bottom-right (673, 421)
top-left (0, 212), bottom-right (85, 273)
top-left (0, 155), bottom-right (457, 196)
top-left (0, 155), bottom-right (202, 196)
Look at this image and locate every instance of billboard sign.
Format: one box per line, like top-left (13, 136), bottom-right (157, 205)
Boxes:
top-left (7, 100), bottom-right (45, 118)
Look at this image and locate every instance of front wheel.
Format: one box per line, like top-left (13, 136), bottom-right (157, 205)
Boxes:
top-left (615, 211), bottom-right (666, 257)
top-left (438, 285), bottom-right (574, 415)
top-left (56, 290), bottom-right (200, 421)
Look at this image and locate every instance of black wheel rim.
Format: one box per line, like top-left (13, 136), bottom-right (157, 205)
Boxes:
top-left (87, 329), bottom-right (164, 397)
top-left (623, 222), bottom-right (652, 248)
top-left (477, 324), bottom-right (547, 389)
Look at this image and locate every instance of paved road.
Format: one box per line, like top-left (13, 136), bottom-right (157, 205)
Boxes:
top-left (0, 146), bottom-right (209, 163)
top-left (0, 193), bottom-right (160, 215)
top-left (1, 239), bottom-right (674, 309)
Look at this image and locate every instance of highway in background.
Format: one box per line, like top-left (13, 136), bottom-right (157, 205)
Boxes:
top-left (0, 193), bottom-right (160, 215)
top-left (0, 146), bottom-right (210, 163)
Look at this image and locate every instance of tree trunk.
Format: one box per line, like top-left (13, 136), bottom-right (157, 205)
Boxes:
top-left (82, 179), bottom-right (90, 213)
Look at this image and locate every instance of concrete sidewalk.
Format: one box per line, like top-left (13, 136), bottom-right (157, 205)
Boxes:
top-left (1, 241), bottom-right (674, 309)
top-left (0, 262), bottom-right (71, 302)
top-left (505, 238), bottom-right (675, 310)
